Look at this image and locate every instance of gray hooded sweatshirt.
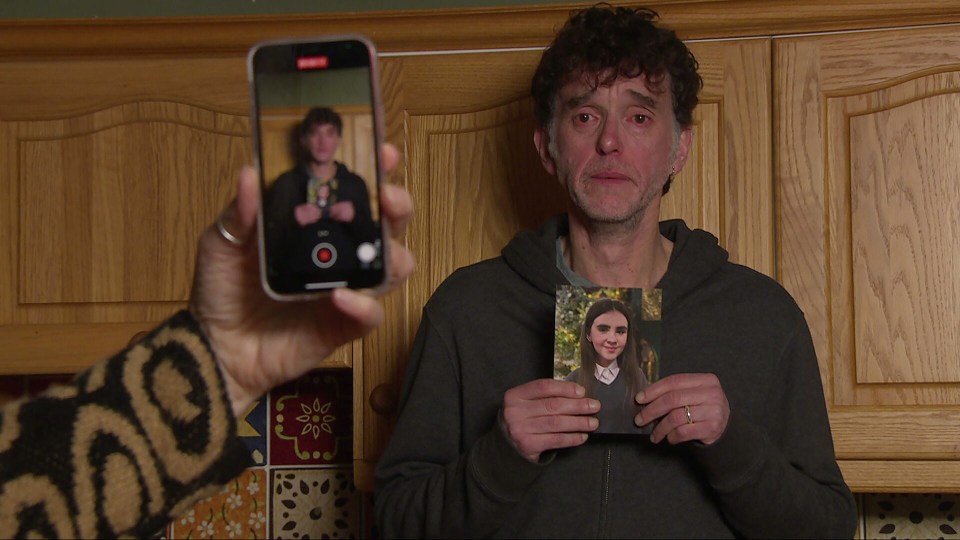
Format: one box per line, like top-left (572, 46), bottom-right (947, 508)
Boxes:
top-left (375, 215), bottom-right (856, 539)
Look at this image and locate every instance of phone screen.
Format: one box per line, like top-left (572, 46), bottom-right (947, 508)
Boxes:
top-left (249, 36), bottom-right (385, 298)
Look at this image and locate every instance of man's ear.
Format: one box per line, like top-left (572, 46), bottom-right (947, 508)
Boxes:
top-left (670, 126), bottom-right (694, 175)
top-left (533, 128), bottom-right (557, 176)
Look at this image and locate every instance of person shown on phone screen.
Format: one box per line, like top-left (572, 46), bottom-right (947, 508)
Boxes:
top-left (564, 298), bottom-right (648, 434)
top-left (263, 106), bottom-right (378, 274)
top-left (374, 5), bottom-right (856, 538)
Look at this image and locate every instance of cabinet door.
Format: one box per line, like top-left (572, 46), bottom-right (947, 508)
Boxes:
top-left (0, 55), bottom-right (359, 374)
top-left (777, 25), bottom-right (960, 491)
top-left (355, 38), bottom-right (772, 490)
top-left (0, 56), bottom-right (259, 373)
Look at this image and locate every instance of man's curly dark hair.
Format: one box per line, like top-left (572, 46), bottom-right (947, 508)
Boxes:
top-left (531, 5), bottom-right (702, 130)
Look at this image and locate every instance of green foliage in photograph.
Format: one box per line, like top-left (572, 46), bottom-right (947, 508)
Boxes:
top-left (641, 288), bottom-right (662, 320)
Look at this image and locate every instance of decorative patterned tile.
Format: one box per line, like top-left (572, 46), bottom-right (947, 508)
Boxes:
top-left (170, 469), bottom-right (268, 539)
top-left (863, 493), bottom-right (959, 538)
top-left (270, 467), bottom-right (361, 539)
top-left (238, 397), bottom-right (268, 466)
top-left (269, 369), bottom-right (352, 466)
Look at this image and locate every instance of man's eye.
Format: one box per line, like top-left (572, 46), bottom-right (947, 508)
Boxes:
top-left (576, 113), bottom-right (592, 123)
top-left (633, 114), bottom-right (648, 124)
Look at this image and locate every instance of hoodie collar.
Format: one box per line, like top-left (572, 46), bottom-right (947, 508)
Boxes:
top-left (501, 214), bottom-right (729, 313)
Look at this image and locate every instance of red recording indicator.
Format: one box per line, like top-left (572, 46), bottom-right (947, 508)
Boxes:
top-left (296, 55), bottom-right (329, 70)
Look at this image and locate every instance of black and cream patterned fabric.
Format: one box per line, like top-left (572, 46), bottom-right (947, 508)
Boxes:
top-left (0, 310), bottom-right (252, 539)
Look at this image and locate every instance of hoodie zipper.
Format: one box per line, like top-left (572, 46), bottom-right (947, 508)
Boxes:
top-left (599, 446), bottom-right (612, 537)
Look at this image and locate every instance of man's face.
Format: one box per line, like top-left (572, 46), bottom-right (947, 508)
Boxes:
top-left (535, 72), bottom-right (692, 227)
top-left (303, 122), bottom-right (341, 165)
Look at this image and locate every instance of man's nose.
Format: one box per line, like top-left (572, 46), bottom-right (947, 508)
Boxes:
top-left (597, 118), bottom-right (621, 155)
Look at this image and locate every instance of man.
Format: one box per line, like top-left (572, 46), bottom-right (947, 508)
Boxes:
top-left (263, 106), bottom-right (377, 274)
top-left (374, 5), bottom-right (856, 539)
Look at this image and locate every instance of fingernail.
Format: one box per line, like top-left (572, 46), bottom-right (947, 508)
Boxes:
top-left (635, 391), bottom-right (644, 403)
top-left (575, 384), bottom-right (585, 397)
top-left (588, 418), bottom-right (599, 430)
top-left (588, 399), bottom-right (600, 411)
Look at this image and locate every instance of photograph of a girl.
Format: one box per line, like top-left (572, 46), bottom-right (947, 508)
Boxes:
top-left (554, 287), bottom-right (661, 435)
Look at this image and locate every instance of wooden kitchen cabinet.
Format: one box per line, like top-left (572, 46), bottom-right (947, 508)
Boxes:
top-left (0, 50), bottom-right (358, 374)
top-left (777, 23), bottom-right (960, 491)
top-left (0, 57), bottom-right (255, 373)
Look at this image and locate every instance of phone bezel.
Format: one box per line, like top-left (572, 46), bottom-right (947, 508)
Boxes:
top-left (247, 34), bottom-right (389, 301)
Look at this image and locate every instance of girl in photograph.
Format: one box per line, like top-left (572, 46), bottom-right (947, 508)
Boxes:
top-left (566, 298), bottom-right (650, 434)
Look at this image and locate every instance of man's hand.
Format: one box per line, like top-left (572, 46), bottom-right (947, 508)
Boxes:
top-left (294, 202), bottom-right (322, 226)
top-left (501, 379), bottom-right (599, 463)
top-left (328, 200), bottom-right (356, 222)
top-left (635, 373), bottom-right (730, 445)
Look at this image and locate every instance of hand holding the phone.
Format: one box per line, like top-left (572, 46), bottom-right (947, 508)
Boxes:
top-left (294, 202), bottom-right (322, 226)
top-left (328, 200), bottom-right (356, 223)
top-left (190, 144), bottom-right (415, 418)
top-left (500, 379), bottom-right (599, 462)
top-left (635, 373), bottom-right (730, 445)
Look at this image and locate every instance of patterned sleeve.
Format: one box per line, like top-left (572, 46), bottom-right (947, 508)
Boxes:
top-left (0, 310), bottom-right (253, 538)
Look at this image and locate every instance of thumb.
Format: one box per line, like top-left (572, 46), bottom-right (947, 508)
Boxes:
top-left (331, 288), bottom-right (384, 336)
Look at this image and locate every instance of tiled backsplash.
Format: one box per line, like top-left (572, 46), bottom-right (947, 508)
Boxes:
top-left (861, 493), bottom-right (959, 539)
top-left (3, 370), bottom-right (958, 539)
top-left (169, 368), bottom-right (368, 539)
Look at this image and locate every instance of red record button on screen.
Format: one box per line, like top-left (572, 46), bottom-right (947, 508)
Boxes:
top-left (311, 243), bottom-right (337, 268)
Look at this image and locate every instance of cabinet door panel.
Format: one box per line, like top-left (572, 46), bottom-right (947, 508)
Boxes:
top-left (777, 26), bottom-right (960, 479)
top-left (0, 56), bottom-right (358, 372)
top-left (356, 39), bottom-right (771, 490)
top-left (18, 103), bottom-right (248, 305)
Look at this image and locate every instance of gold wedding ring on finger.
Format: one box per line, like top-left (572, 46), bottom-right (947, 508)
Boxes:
top-left (216, 213), bottom-right (245, 246)
top-left (684, 404), bottom-right (694, 425)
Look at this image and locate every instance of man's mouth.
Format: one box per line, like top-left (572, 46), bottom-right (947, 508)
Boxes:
top-left (589, 170), bottom-right (631, 183)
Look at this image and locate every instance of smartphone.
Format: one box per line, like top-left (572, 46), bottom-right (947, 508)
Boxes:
top-left (248, 35), bottom-right (387, 299)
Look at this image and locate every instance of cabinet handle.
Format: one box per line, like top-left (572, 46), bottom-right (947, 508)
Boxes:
top-left (369, 383), bottom-right (398, 415)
